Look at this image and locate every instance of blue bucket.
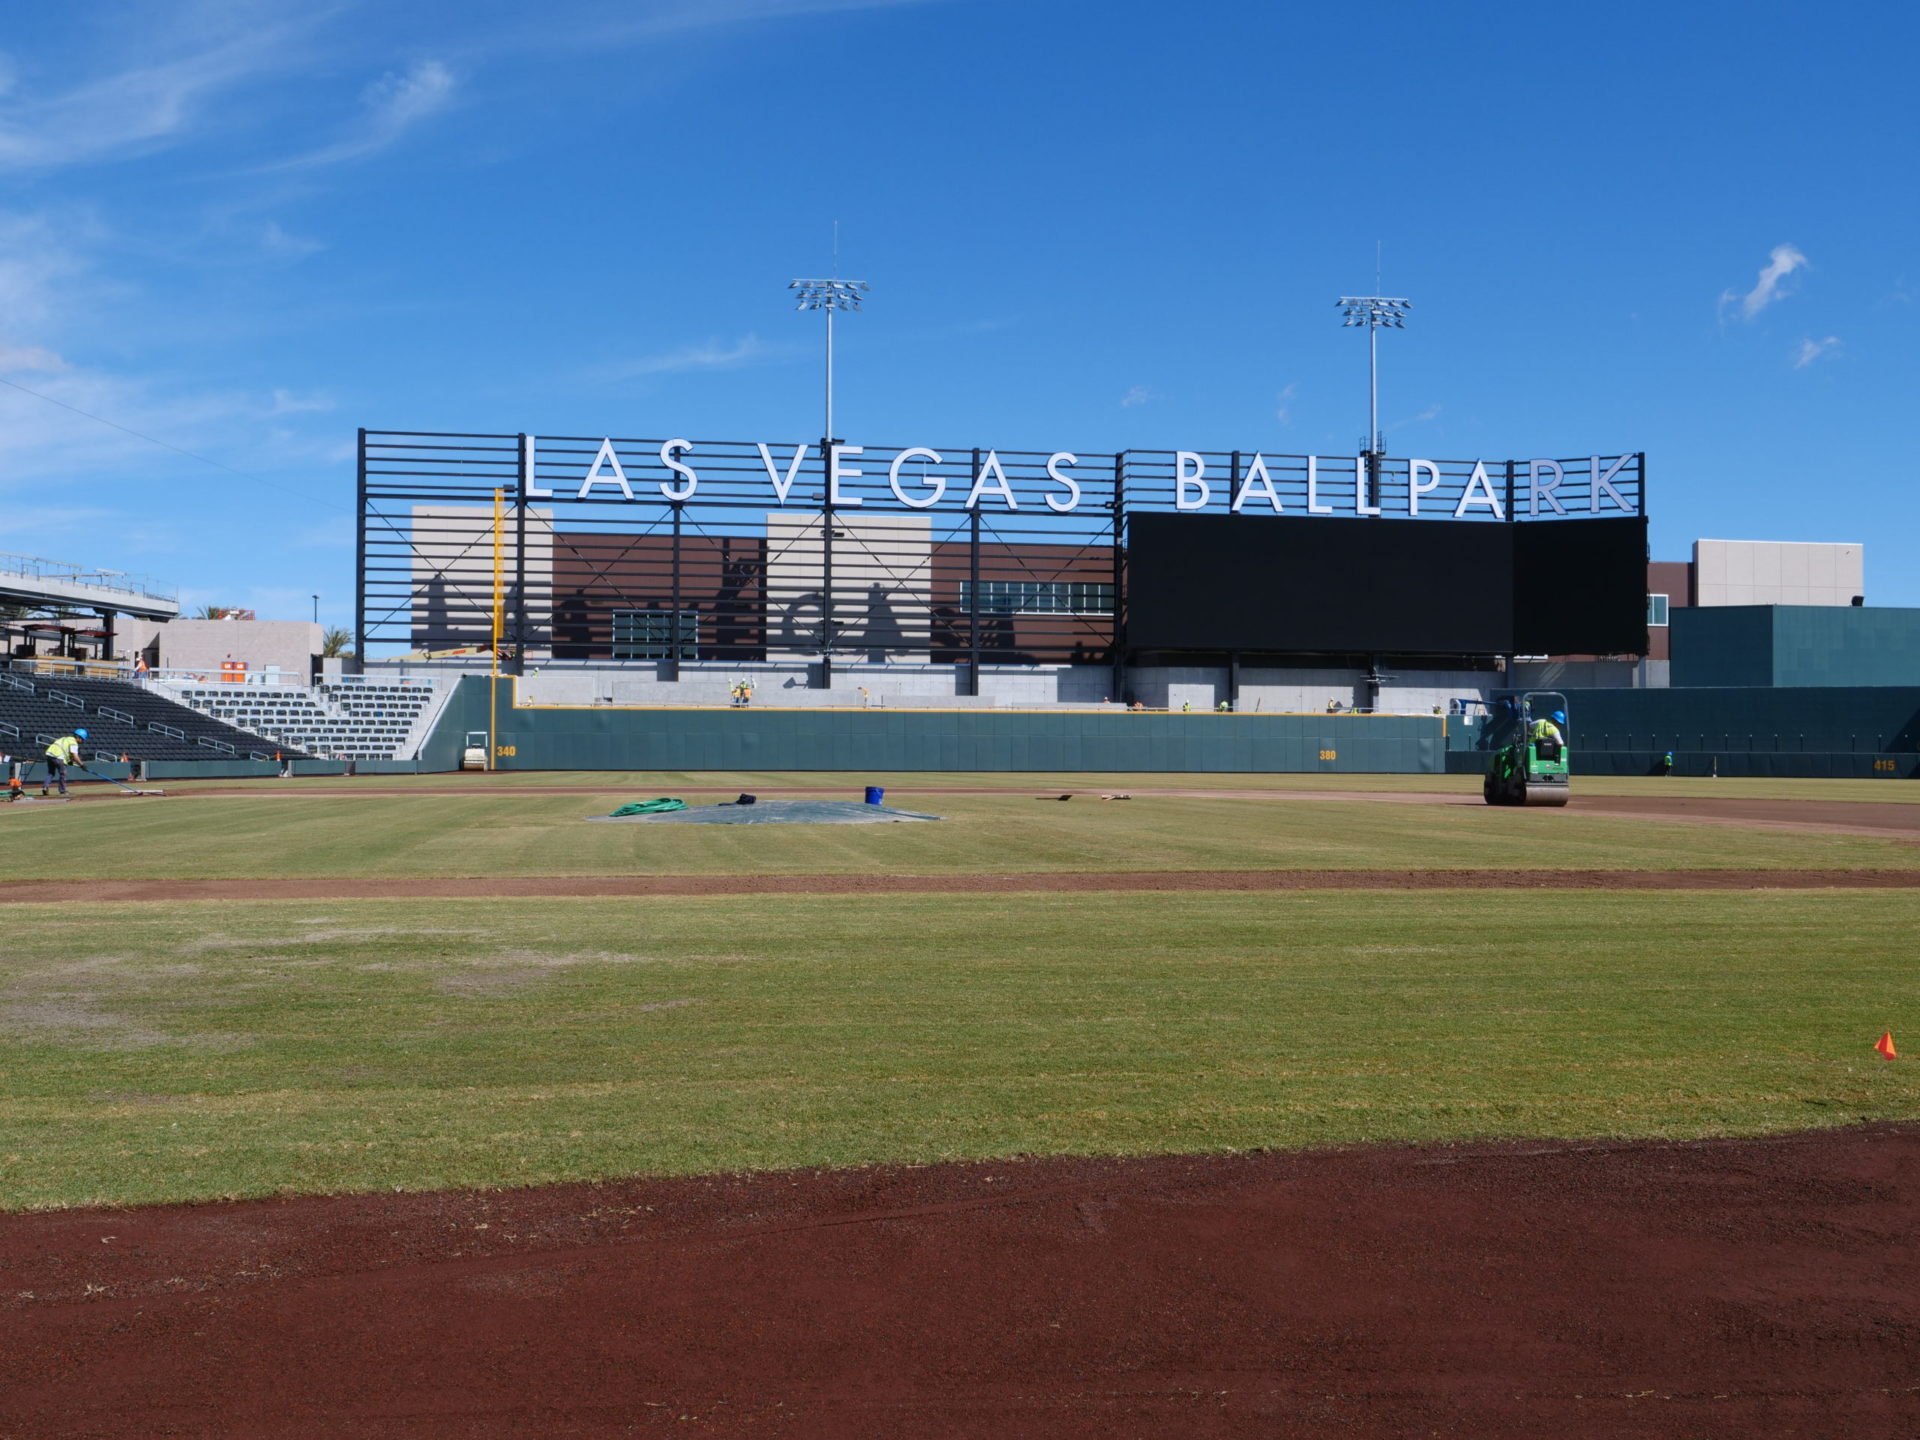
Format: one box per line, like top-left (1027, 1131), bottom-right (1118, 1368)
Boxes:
top-left (864, 786), bottom-right (884, 806)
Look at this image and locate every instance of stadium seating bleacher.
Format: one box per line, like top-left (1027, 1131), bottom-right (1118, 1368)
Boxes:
top-left (0, 669), bottom-right (302, 764)
top-left (164, 679), bottom-right (438, 761)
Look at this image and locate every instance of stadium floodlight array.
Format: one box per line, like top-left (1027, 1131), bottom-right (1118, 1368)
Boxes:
top-left (1336, 295), bottom-right (1411, 329)
top-left (788, 277), bottom-right (871, 447)
top-left (788, 278), bottom-right (870, 312)
top-left (1336, 294), bottom-right (1412, 457)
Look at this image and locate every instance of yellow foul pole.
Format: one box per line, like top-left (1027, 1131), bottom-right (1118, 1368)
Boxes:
top-left (490, 488), bottom-right (503, 772)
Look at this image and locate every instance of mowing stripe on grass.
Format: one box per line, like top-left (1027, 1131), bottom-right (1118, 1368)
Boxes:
top-left (5, 868), bottom-right (1920, 904)
top-left (1, 889), bottom-right (1915, 1209)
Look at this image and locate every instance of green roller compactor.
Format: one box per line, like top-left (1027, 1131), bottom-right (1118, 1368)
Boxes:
top-left (1482, 690), bottom-right (1571, 807)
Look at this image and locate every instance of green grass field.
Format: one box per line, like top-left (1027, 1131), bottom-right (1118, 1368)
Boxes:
top-left (2, 891), bottom-right (1914, 1210)
top-left (3, 787), bottom-right (1915, 881)
top-left (3, 771), bottom-right (1916, 1210)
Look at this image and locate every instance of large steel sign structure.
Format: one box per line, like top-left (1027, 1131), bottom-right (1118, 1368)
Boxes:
top-left (357, 429), bottom-right (1644, 686)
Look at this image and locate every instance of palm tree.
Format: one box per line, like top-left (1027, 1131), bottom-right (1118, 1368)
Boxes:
top-left (320, 627), bottom-right (355, 658)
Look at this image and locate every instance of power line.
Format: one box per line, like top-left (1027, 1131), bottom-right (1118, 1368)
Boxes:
top-left (0, 374), bottom-right (348, 512)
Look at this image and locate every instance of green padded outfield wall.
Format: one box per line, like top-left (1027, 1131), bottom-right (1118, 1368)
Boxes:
top-left (433, 677), bottom-right (1446, 773)
top-left (415, 676), bottom-right (494, 772)
top-left (1672, 606), bottom-right (1920, 688)
top-left (1446, 685), bottom-right (1920, 778)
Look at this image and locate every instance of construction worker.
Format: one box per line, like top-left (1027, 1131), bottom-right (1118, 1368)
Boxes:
top-left (42, 727), bottom-right (86, 797)
top-left (1529, 709), bottom-right (1567, 760)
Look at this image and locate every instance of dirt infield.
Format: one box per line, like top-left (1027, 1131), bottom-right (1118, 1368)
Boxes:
top-left (4, 1125), bottom-right (1916, 1438)
top-left (4, 867), bottom-right (1920, 904)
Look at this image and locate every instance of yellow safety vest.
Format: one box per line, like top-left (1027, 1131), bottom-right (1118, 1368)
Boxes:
top-left (45, 735), bottom-right (80, 764)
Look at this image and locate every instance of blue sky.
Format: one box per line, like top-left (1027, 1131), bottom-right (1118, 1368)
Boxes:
top-left (2, 0), bottom-right (1915, 621)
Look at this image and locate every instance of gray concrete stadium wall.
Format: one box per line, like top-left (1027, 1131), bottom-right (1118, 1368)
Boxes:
top-left (1673, 606), bottom-right (1920, 688)
top-left (429, 677), bottom-right (1445, 773)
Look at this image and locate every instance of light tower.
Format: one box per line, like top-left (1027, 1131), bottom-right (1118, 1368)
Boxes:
top-left (788, 276), bottom-right (869, 444)
top-left (1336, 294), bottom-right (1411, 457)
top-left (788, 273), bottom-right (868, 688)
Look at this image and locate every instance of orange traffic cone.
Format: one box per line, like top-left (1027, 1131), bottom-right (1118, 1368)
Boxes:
top-left (1875, 1032), bottom-right (1898, 1060)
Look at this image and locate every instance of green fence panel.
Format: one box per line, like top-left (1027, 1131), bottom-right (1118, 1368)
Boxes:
top-left (289, 760), bottom-right (350, 776)
top-left (416, 678), bottom-right (1450, 774)
top-left (145, 760), bottom-right (285, 780)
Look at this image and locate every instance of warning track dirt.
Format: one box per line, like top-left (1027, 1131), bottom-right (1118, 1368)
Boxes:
top-left (4, 1125), bottom-right (1917, 1438)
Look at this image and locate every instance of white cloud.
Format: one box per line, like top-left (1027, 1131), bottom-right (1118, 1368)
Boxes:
top-left (0, 7), bottom-right (333, 174)
top-left (1274, 383), bottom-right (1297, 424)
top-left (1390, 403), bottom-right (1442, 430)
top-left (1121, 385), bottom-right (1157, 407)
top-left (0, 207), bottom-right (272, 489)
top-left (0, 367), bottom-right (256, 488)
top-left (0, 344), bottom-right (67, 374)
top-left (0, 2), bottom-right (921, 178)
top-left (1722, 243), bottom-right (1809, 321)
top-left (1793, 335), bottom-right (1842, 368)
top-left (268, 388), bottom-right (334, 414)
top-left (259, 220), bottom-right (324, 259)
top-left (0, 211), bottom-right (99, 337)
top-left (0, 504), bottom-right (119, 537)
top-left (607, 333), bottom-right (788, 378)
top-left (270, 59), bottom-right (456, 170)
top-left (489, 0), bottom-right (936, 54)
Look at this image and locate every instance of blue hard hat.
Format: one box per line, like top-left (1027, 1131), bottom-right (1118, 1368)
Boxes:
top-left (1550, 710), bottom-right (1566, 725)
top-left (75, 727), bottom-right (88, 739)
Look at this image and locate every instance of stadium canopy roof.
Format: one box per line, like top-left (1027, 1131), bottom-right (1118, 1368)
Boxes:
top-left (0, 552), bottom-right (178, 620)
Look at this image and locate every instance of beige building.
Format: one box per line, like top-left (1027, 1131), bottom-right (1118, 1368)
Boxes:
top-left (409, 504), bottom-right (556, 652)
top-left (1693, 539), bottom-right (1863, 607)
top-left (118, 617), bottom-right (325, 680)
top-left (763, 512), bottom-right (932, 661)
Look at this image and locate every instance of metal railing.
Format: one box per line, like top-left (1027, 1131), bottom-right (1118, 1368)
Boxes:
top-left (8, 657), bottom-right (132, 681)
top-left (0, 552), bottom-right (174, 603)
top-left (146, 721), bottom-right (185, 740)
top-left (98, 706), bottom-right (134, 724)
top-left (148, 668), bottom-right (434, 692)
top-left (195, 736), bottom-right (237, 756)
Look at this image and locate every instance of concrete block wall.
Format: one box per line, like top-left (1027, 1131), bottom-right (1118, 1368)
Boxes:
top-left (1227, 667), bottom-right (1495, 716)
top-left (491, 661), bottom-right (1499, 715)
top-left (1510, 660), bottom-right (1649, 690)
top-left (507, 663), bottom-right (1126, 710)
